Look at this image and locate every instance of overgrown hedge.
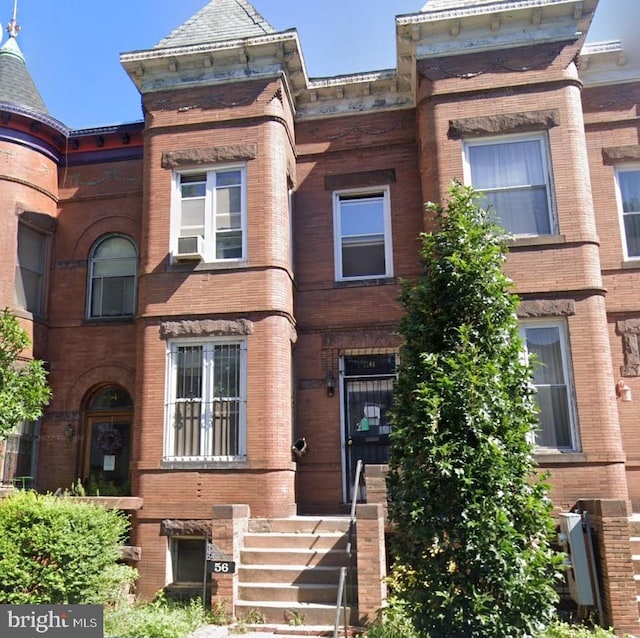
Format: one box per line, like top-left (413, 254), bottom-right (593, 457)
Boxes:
top-left (0, 490), bottom-right (136, 604)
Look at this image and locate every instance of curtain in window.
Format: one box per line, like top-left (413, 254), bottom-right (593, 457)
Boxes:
top-left (525, 326), bottom-right (572, 449)
top-left (469, 140), bottom-right (551, 235)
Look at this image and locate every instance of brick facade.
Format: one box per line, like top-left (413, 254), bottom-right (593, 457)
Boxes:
top-left (2, 0), bottom-right (640, 630)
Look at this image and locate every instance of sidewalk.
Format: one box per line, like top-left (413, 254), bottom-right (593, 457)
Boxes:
top-left (189, 625), bottom-right (343, 638)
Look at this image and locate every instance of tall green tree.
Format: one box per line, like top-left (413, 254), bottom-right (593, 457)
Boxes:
top-left (387, 183), bottom-right (562, 637)
top-left (0, 308), bottom-right (51, 438)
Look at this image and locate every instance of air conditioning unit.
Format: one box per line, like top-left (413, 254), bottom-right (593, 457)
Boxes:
top-left (175, 235), bottom-right (204, 261)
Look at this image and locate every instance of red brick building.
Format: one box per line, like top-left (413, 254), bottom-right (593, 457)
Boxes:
top-left (3, 0), bottom-right (640, 631)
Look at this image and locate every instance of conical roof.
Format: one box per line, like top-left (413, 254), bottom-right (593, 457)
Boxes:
top-left (155, 0), bottom-right (275, 49)
top-left (0, 33), bottom-right (48, 114)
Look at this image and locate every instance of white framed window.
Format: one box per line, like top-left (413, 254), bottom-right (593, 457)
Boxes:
top-left (15, 224), bottom-right (48, 316)
top-left (164, 338), bottom-right (247, 461)
top-left (520, 321), bottom-right (578, 451)
top-left (88, 235), bottom-right (137, 318)
top-left (171, 165), bottom-right (247, 263)
top-left (333, 187), bottom-right (393, 280)
top-left (464, 133), bottom-right (556, 236)
top-left (615, 167), bottom-right (640, 259)
top-left (169, 537), bottom-right (206, 584)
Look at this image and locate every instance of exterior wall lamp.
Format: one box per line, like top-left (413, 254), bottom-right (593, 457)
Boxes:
top-left (326, 371), bottom-right (336, 397)
top-left (64, 423), bottom-right (75, 441)
top-left (616, 380), bottom-right (633, 402)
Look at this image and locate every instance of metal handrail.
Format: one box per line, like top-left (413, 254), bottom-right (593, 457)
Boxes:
top-left (333, 459), bottom-right (364, 638)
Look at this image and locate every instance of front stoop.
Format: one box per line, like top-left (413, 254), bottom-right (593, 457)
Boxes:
top-left (235, 517), bottom-right (358, 626)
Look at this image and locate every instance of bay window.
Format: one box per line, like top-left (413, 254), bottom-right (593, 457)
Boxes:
top-left (164, 339), bottom-right (246, 461)
top-left (465, 134), bottom-right (556, 236)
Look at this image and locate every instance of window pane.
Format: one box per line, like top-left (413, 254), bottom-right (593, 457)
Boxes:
top-left (174, 402), bottom-right (201, 457)
top-left (342, 241), bottom-right (386, 278)
top-left (469, 140), bottom-right (545, 189)
top-left (216, 186), bottom-right (241, 216)
top-left (216, 170), bottom-right (242, 187)
top-left (216, 231), bottom-right (242, 259)
top-left (180, 200), bottom-right (205, 235)
top-left (216, 210), bottom-right (241, 231)
top-left (93, 258), bottom-right (137, 278)
top-left (525, 326), bottom-right (573, 449)
top-left (176, 347), bottom-right (203, 399)
top-left (534, 386), bottom-right (572, 449)
top-left (173, 538), bottom-right (205, 582)
top-left (96, 276), bottom-right (135, 316)
top-left (213, 344), bottom-right (240, 397)
top-left (340, 197), bottom-right (384, 236)
top-left (619, 170), bottom-right (640, 213)
top-left (94, 237), bottom-right (137, 259)
top-left (624, 213), bottom-right (640, 257)
top-left (16, 225), bottom-right (46, 314)
top-left (482, 187), bottom-right (550, 235)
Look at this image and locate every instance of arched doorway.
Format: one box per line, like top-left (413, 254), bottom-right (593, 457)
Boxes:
top-left (83, 386), bottom-right (133, 495)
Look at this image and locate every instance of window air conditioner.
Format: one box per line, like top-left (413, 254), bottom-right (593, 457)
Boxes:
top-left (175, 235), bottom-right (204, 261)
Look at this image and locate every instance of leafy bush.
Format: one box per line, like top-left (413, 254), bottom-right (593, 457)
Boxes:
top-left (0, 490), bottom-right (136, 604)
top-left (104, 595), bottom-right (228, 638)
top-left (541, 623), bottom-right (618, 637)
top-left (387, 183), bottom-right (563, 637)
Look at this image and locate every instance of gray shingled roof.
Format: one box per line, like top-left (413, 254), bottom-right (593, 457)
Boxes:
top-left (155, 0), bottom-right (275, 49)
top-left (0, 37), bottom-right (47, 114)
top-left (422, 0), bottom-right (512, 11)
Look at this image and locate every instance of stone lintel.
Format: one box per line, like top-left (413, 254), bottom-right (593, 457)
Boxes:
top-left (517, 299), bottom-right (575, 318)
top-left (161, 144), bottom-right (257, 168)
top-left (448, 109), bottom-right (560, 139)
top-left (160, 318), bottom-right (254, 339)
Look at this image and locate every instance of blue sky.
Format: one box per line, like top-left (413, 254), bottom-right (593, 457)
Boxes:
top-left (2, 0), bottom-right (634, 130)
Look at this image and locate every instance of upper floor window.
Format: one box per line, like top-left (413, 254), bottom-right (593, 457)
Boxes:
top-left (465, 134), bottom-right (556, 236)
top-left (615, 167), bottom-right (640, 259)
top-left (333, 187), bottom-right (393, 281)
top-left (172, 166), bottom-right (246, 263)
top-left (88, 235), bottom-right (137, 319)
top-left (164, 339), bottom-right (247, 461)
top-left (15, 224), bottom-right (48, 316)
top-left (520, 321), bottom-right (578, 451)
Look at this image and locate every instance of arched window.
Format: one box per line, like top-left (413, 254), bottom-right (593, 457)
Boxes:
top-left (88, 235), bottom-right (137, 318)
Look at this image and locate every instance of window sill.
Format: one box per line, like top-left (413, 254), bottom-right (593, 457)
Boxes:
top-left (161, 458), bottom-right (248, 470)
top-left (333, 276), bottom-right (396, 288)
top-left (83, 316), bottom-right (135, 325)
top-left (506, 234), bottom-right (566, 248)
top-left (535, 451), bottom-right (586, 464)
top-left (620, 259), bottom-right (640, 270)
top-left (167, 259), bottom-right (249, 273)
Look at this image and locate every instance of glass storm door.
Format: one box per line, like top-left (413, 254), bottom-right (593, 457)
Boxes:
top-left (342, 353), bottom-right (395, 501)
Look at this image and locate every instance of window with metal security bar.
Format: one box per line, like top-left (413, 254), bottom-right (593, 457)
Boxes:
top-left (164, 340), bottom-right (246, 461)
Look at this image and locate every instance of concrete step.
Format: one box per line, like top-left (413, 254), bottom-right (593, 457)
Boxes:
top-left (238, 582), bottom-right (352, 604)
top-left (249, 517), bottom-right (351, 535)
top-left (240, 548), bottom-right (353, 568)
top-left (238, 565), bottom-right (348, 585)
top-left (235, 600), bottom-right (357, 626)
top-left (244, 532), bottom-right (349, 551)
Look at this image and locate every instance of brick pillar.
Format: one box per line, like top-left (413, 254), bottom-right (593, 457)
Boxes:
top-left (577, 499), bottom-right (640, 637)
top-left (364, 464), bottom-right (388, 519)
top-left (355, 503), bottom-right (387, 624)
top-left (211, 504), bottom-right (250, 618)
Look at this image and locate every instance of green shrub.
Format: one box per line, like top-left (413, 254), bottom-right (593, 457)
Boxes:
top-left (104, 595), bottom-right (227, 638)
top-left (387, 183), bottom-right (563, 637)
top-left (365, 596), bottom-right (418, 638)
top-left (539, 622), bottom-right (618, 637)
top-left (0, 490), bottom-right (136, 604)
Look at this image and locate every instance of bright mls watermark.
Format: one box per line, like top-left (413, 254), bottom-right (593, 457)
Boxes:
top-left (0, 605), bottom-right (103, 637)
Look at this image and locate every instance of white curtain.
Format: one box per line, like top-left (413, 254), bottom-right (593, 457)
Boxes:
top-left (469, 140), bottom-right (551, 235)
